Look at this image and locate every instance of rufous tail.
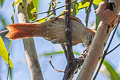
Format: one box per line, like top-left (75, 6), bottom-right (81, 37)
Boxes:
top-left (5, 23), bottom-right (44, 40)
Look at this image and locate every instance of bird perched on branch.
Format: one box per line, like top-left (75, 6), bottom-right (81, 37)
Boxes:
top-left (0, 1), bottom-right (118, 50)
top-left (5, 16), bottom-right (96, 48)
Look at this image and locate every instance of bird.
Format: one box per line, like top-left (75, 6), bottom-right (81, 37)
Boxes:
top-left (5, 15), bottom-right (96, 48)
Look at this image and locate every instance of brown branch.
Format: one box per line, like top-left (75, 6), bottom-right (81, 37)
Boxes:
top-left (77, 0), bottom-right (120, 80)
top-left (15, 0), bottom-right (43, 80)
top-left (0, 30), bottom-right (9, 34)
top-left (63, 50), bottom-right (88, 80)
top-left (49, 56), bottom-right (64, 72)
top-left (64, 0), bottom-right (74, 65)
top-left (93, 16), bottom-right (120, 79)
top-left (85, 0), bottom-right (93, 27)
top-left (62, 0), bottom-right (76, 79)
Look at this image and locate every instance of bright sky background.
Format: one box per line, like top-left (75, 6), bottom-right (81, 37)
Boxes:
top-left (0, 0), bottom-right (120, 80)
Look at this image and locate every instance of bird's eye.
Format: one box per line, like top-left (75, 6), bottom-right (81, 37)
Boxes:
top-left (106, 3), bottom-right (115, 11)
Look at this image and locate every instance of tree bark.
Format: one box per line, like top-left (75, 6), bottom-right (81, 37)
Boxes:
top-left (16, 0), bottom-right (43, 80)
top-left (77, 0), bottom-right (120, 80)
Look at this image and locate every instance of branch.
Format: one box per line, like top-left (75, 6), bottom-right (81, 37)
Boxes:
top-left (16, 0), bottom-right (43, 80)
top-left (107, 42), bottom-right (120, 54)
top-left (62, 0), bottom-right (77, 80)
top-left (85, 0), bottom-right (93, 27)
top-left (64, 0), bottom-right (74, 62)
top-left (49, 56), bottom-right (64, 72)
top-left (35, 0), bottom-right (78, 15)
top-left (76, 0), bottom-right (120, 80)
top-left (93, 16), bottom-right (120, 79)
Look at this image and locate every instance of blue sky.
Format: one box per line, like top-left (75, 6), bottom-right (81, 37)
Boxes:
top-left (0, 0), bottom-right (120, 80)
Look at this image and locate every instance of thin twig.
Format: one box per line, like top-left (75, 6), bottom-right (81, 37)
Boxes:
top-left (107, 42), bottom-right (120, 54)
top-left (32, 12), bottom-right (65, 23)
top-left (31, 12), bottom-right (53, 23)
top-left (34, 0), bottom-right (78, 15)
top-left (0, 30), bottom-right (9, 34)
top-left (31, 0), bottom-right (79, 23)
top-left (7, 67), bottom-right (10, 80)
top-left (85, 0), bottom-right (93, 27)
top-left (49, 56), bottom-right (64, 72)
top-left (34, 5), bottom-right (64, 15)
top-left (93, 16), bottom-right (120, 80)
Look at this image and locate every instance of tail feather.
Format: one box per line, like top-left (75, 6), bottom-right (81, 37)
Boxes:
top-left (5, 23), bottom-right (44, 40)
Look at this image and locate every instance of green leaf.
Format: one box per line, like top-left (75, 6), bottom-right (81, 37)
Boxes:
top-left (0, 0), bottom-right (4, 8)
top-left (8, 40), bottom-right (12, 53)
top-left (39, 51), bottom-right (64, 57)
top-left (37, 18), bottom-right (47, 23)
top-left (95, 15), bottom-right (100, 30)
top-left (0, 36), bottom-right (14, 68)
top-left (32, 0), bottom-right (38, 10)
top-left (13, 0), bottom-right (22, 7)
top-left (48, 3), bottom-right (52, 15)
top-left (31, 8), bottom-right (37, 13)
top-left (81, 0), bottom-right (104, 5)
top-left (78, 0), bottom-right (104, 10)
top-left (93, 0), bottom-right (104, 5)
top-left (27, 0), bottom-right (37, 20)
top-left (78, 2), bottom-right (90, 9)
top-left (103, 60), bottom-right (120, 80)
top-left (9, 68), bottom-right (13, 80)
top-left (39, 51), bottom-right (80, 57)
top-left (11, 2), bottom-right (15, 23)
top-left (0, 16), bottom-right (7, 26)
top-left (49, 0), bottom-right (56, 17)
top-left (73, 51), bottom-right (80, 56)
top-left (93, 4), bottom-right (100, 30)
top-left (7, 67), bottom-right (13, 80)
top-left (71, 1), bottom-right (79, 16)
